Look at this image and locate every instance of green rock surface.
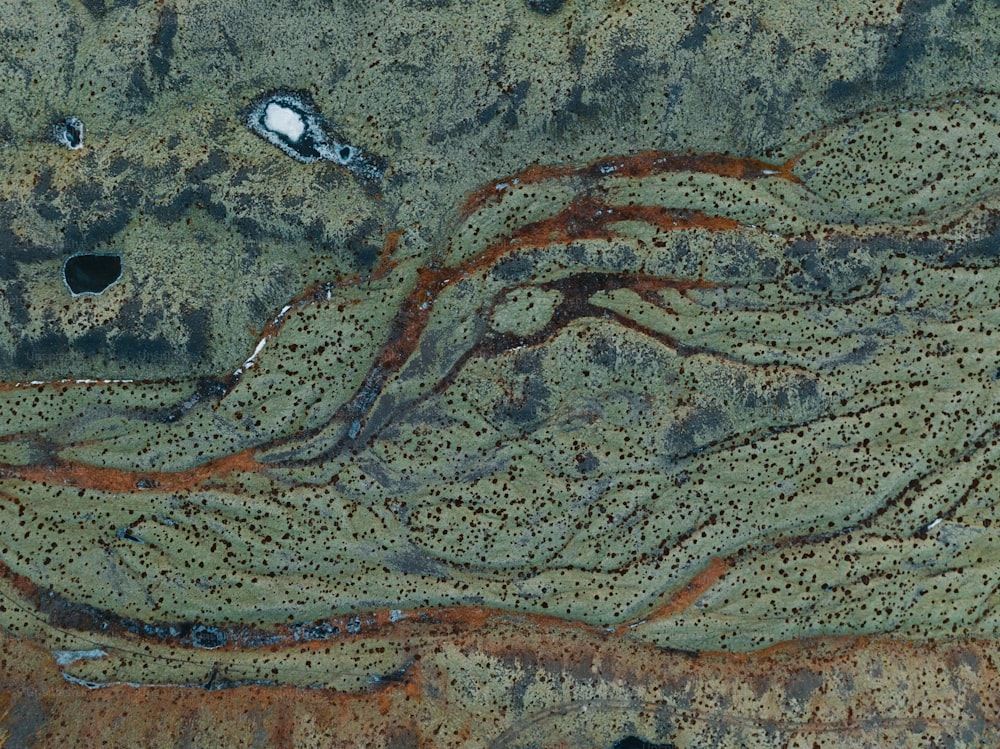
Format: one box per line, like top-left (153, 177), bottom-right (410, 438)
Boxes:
top-left (2, 0), bottom-right (1000, 693)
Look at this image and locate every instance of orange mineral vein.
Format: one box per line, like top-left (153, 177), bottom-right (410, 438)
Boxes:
top-left (4, 149), bottom-right (773, 493)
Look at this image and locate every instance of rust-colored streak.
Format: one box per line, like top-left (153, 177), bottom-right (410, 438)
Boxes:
top-left (371, 229), bottom-right (405, 280)
top-left (0, 551), bottom-right (710, 656)
top-left (3, 149), bottom-right (754, 658)
top-left (618, 557), bottom-right (731, 633)
top-left (609, 204), bottom-right (743, 233)
top-left (357, 199), bottom-right (737, 431)
top-left (0, 449), bottom-right (260, 494)
top-left (459, 149), bottom-right (802, 219)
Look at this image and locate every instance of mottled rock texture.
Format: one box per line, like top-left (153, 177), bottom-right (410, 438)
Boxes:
top-left (2, 0), bottom-right (1000, 745)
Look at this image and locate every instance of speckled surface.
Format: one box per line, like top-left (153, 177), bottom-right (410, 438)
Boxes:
top-left (2, 0), bottom-right (1000, 746)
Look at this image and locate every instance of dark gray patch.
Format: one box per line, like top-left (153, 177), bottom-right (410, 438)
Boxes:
top-left (112, 333), bottom-right (174, 367)
top-left (81, 206), bottom-right (133, 250)
top-left (63, 224), bottom-right (85, 253)
top-left (183, 307), bottom-right (211, 362)
top-left (947, 648), bottom-right (981, 673)
top-left (574, 450), bottom-right (599, 473)
top-left (564, 243), bottom-right (587, 265)
top-left (509, 668), bottom-right (534, 710)
top-left (126, 65), bottom-right (153, 111)
top-left (824, 338), bottom-right (880, 369)
top-left (77, 0), bottom-right (107, 16)
top-left (32, 168), bottom-right (55, 201)
top-left (427, 113), bottom-right (477, 146)
top-left (880, 0), bottom-right (951, 86)
top-left (775, 35), bottom-right (794, 65)
top-left (4, 692), bottom-right (48, 749)
top-left (793, 376), bottom-right (821, 405)
top-left (826, 0), bottom-right (965, 106)
top-left (784, 236), bottom-right (875, 295)
top-left (825, 76), bottom-right (874, 107)
top-left (663, 405), bottom-right (732, 458)
top-left (476, 79), bottom-right (531, 130)
top-left (944, 225), bottom-right (1000, 267)
top-left (207, 116), bottom-right (228, 139)
top-left (36, 203), bottom-right (62, 222)
top-left (384, 726), bottom-right (420, 749)
top-left (497, 371), bottom-right (550, 427)
top-left (551, 83), bottom-right (600, 136)
top-left (712, 234), bottom-right (780, 283)
top-left (386, 546), bottom-right (451, 578)
top-left (491, 254), bottom-right (533, 282)
top-left (353, 243), bottom-right (380, 269)
top-left (588, 336), bottom-right (618, 369)
top-left (868, 233), bottom-right (943, 260)
top-left (235, 217), bottom-right (262, 241)
top-left (680, 4), bottom-right (719, 51)
top-left (108, 156), bottom-right (131, 177)
top-left (150, 6), bottom-right (178, 79)
top-left (187, 150), bottom-right (228, 181)
top-left (786, 668), bottom-right (824, 703)
top-left (150, 185), bottom-right (201, 223)
top-left (204, 196), bottom-right (227, 221)
top-left (526, 0), bottom-right (565, 15)
top-left (14, 330), bottom-right (70, 371)
top-left (67, 179), bottom-right (105, 209)
top-left (307, 215), bottom-right (382, 268)
top-left (116, 296), bottom-right (142, 329)
top-left (75, 329), bottom-right (108, 359)
top-left (609, 737), bottom-right (677, 749)
top-left (3, 282), bottom-right (29, 325)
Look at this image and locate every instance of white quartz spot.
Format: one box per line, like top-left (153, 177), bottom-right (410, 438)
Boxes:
top-left (264, 103), bottom-right (305, 142)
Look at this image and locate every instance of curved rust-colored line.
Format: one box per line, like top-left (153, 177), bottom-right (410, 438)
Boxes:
top-left (459, 150), bottom-right (803, 219)
top-left (614, 557), bottom-right (731, 635)
top-left (0, 449), bottom-right (260, 494)
top-left (0, 548), bottom-right (724, 658)
top-left (2, 157), bottom-right (754, 495)
top-left (371, 201), bottom-right (736, 379)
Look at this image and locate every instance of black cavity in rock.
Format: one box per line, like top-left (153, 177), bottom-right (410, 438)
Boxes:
top-left (51, 116), bottom-right (84, 150)
top-left (63, 253), bottom-right (122, 295)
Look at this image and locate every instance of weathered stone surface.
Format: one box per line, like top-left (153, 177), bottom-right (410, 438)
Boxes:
top-left (0, 623), bottom-right (998, 748)
top-left (2, 0), bottom-right (1000, 745)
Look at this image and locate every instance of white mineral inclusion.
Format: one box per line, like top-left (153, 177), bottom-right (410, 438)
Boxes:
top-left (263, 102), bottom-right (305, 142)
top-left (246, 90), bottom-right (384, 181)
top-left (54, 649), bottom-right (108, 666)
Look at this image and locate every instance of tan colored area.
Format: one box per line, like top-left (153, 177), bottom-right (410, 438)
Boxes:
top-left (0, 623), bottom-right (998, 748)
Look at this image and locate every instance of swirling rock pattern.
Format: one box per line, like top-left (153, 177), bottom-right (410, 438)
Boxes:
top-left (3, 0), bottom-right (1000, 744)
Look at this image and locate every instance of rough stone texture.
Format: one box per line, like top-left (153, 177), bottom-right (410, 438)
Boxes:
top-left (0, 624), bottom-right (998, 747)
top-left (2, 0), bottom-right (1000, 745)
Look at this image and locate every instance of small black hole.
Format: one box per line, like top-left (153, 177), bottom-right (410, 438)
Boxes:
top-left (63, 253), bottom-right (122, 295)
